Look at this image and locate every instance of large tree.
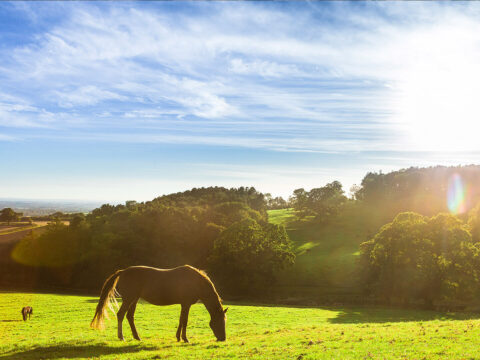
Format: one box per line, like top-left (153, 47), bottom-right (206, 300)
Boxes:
top-left (360, 212), bottom-right (477, 307)
top-left (0, 208), bottom-right (20, 225)
top-left (208, 218), bottom-right (295, 294)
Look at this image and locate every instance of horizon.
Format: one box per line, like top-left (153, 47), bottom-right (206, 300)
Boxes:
top-left (2, 2), bottom-right (480, 202)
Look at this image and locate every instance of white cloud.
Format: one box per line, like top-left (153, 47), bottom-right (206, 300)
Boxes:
top-left (54, 86), bottom-right (127, 108)
top-left (229, 58), bottom-right (300, 78)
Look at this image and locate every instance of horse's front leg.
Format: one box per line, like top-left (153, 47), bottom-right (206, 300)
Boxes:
top-left (181, 304), bottom-right (191, 343)
top-left (176, 304), bottom-right (191, 343)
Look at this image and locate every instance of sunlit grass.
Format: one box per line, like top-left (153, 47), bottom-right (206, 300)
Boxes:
top-left (269, 205), bottom-right (389, 294)
top-left (1, 292), bottom-right (480, 359)
top-left (267, 208), bottom-right (296, 226)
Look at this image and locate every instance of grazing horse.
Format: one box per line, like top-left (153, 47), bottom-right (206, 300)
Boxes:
top-left (91, 265), bottom-right (228, 342)
top-left (21, 306), bottom-right (33, 321)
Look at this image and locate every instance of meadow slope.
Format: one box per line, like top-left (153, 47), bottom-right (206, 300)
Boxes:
top-left (1, 292), bottom-right (480, 359)
top-left (268, 206), bottom-right (389, 300)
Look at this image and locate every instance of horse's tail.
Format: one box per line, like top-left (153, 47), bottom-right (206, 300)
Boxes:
top-left (90, 270), bottom-right (122, 330)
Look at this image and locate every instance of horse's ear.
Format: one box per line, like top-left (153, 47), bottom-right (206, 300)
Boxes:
top-left (224, 307), bottom-right (229, 313)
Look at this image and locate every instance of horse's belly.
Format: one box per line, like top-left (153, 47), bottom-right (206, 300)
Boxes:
top-left (140, 284), bottom-right (187, 305)
top-left (140, 294), bottom-right (177, 306)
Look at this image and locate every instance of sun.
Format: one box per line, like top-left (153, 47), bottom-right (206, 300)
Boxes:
top-left (390, 22), bottom-right (480, 152)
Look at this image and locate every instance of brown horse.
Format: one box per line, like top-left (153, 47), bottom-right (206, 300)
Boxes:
top-left (21, 306), bottom-right (33, 321)
top-left (91, 265), bottom-right (228, 342)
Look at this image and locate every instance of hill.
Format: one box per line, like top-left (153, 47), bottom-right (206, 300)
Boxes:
top-left (268, 204), bottom-right (393, 302)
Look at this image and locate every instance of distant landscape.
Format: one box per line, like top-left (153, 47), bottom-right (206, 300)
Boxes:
top-left (0, 199), bottom-right (101, 216)
top-left (3, 165), bottom-right (480, 309)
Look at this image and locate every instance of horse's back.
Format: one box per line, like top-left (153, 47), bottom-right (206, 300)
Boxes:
top-left (116, 265), bottom-right (204, 305)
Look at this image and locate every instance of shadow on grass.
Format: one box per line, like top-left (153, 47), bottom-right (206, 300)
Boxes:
top-left (83, 299), bottom-right (99, 303)
top-left (328, 307), bottom-right (480, 324)
top-left (223, 301), bottom-right (480, 324)
top-left (0, 320), bottom-right (22, 322)
top-left (0, 344), bottom-right (156, 360)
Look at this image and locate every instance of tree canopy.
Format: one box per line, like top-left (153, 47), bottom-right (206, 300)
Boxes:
top-left (290, 181), bottom-right (347, 222)
top-left (360, 212), bottom-right (478, 307)
top-left (0, 208), bottom-right (21, 225)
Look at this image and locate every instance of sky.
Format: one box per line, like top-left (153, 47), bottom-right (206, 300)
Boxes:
top-left (1, 2), bottom-right (480, 203)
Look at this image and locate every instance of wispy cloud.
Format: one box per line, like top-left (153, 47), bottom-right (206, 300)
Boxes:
top-left (6, 2), bottom-right (477, 151)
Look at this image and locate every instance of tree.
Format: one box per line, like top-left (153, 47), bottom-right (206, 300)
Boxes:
top-left (468, 203), bottom-right (480, 242)
top-left (0, 208), bottom-right (19, 225)
top-left (291, 182), bottom-right (346, 222)
top-left (265, 194), bottom-right (289, 210)
top-left (208, 218), bottom-right (295, 294)
top-left (360, 212), bottom-right (477, 307)
top-left (349, 184), bottom-right (362, 200)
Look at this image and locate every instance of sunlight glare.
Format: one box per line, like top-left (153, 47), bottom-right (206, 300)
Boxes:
top-left (392, 21), bottom-right (480, 152)
top-left (447, 173), bottom-right (467, 214)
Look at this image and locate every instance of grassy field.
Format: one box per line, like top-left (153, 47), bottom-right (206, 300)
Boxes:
top-left (1, 292), bottom-right (480, 359)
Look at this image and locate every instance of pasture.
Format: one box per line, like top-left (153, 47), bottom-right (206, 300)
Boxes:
top-left (1, 292), bottom-right (480, 359)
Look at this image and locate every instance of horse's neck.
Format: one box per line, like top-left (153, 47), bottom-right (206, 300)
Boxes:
top-left (201, 287), bottom-right (222, 319)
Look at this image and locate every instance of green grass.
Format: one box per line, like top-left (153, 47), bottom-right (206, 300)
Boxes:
top-left (268, 205), bottom-right (391, 298)
top-left (268, 208), bottom-right (297, 226)
top-left (2, 292), bottom-right (480, 359)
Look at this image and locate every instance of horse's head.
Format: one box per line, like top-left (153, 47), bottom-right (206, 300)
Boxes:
top-left (209, 307), bottom-right (228, 341)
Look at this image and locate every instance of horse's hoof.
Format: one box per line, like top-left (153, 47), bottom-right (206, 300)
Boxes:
top-left (134, 336), bottom-right (141, 341)
top-left (183, 339), bottom-right (189, 343)
top-left (118, 337), bottom-right (125, 341)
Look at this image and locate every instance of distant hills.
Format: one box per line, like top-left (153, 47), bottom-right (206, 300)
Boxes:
top-left (0, 199), bottom-right (102, 216)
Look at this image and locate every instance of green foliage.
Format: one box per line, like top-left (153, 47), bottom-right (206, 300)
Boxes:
top-left (0, 207), bottom-right (20, 224)
top-left (209, 218), bottom-right (294, 294)
top-left (264, 193), bottom-right (289, 210)
top-left (355, 165), bottom-right (480, 216)
top-left (468, 203), bottom-right (480, 242)
top-left (360, 212), bottom-right (477, 306)
top-left (10, 187), bottom-right (294, 295)
top-left (291, 181), bottom-right (347, 222)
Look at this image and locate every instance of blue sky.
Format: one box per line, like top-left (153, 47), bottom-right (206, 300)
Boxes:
top-left (1, 2), bottom-right (480, 202)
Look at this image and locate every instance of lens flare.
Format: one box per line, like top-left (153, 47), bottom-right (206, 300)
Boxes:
top-left (447, 173), bottom-right (467, 214)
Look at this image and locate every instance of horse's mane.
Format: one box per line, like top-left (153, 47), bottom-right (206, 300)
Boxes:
top-left (185, 265), bottom-right (223, 305)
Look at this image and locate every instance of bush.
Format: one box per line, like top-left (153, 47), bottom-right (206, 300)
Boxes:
top-left (208, 218), bottom-right (295, 295)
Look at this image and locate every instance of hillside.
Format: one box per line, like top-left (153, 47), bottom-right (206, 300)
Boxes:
top-left (268, 204), bottom-right (392, 301)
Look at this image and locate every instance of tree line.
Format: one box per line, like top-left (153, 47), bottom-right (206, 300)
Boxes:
top-left (6, 164), bottom-right (480, 305)
top-left (10, 187), bottom-right (294, 295)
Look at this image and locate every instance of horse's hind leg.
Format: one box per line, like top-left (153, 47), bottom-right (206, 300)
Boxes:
top-left (117, 300), bottom-right (132, 341)
top-left (127, 299), bottom-right (141, 341)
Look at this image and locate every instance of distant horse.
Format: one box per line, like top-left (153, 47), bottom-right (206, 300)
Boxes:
top-left (91, 265), bottom-right (228, 342)
top-left (21, 306), bottom-right (33, 321)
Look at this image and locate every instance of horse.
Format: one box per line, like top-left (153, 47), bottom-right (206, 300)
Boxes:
top-left (90, 265), bottom-right (228, 342)
top-left (21, 306), bottom-right (33, 321)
